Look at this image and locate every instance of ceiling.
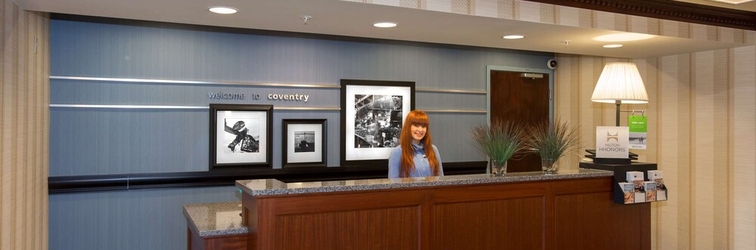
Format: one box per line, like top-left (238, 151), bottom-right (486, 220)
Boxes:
top-left (13, 0), bottom-right (756, 59)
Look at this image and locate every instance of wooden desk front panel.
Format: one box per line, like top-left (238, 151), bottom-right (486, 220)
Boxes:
top-left (431, 182), bottom-right (547, 250)
top-left (554, 193), bottom-right (651, 250)
top-left (252, 189), bottom-right (427, 250)
top-left (245, 177), bottom-right (649, 250)
top-left (432, 196), bottom-right (545, 249)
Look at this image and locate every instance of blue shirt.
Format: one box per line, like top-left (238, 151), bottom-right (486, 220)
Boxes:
top-left (388, 143), bottom-right (444, 178)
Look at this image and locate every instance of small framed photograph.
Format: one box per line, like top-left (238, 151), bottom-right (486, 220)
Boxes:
top-left (209, 104), bottom-right (273, 170)
top-left (340, 79), bottom-right (415, 167)
top-left (282, 119), bottom-right (327, 168)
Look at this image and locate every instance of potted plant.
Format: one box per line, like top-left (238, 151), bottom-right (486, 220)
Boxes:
top-left (471, 120), bottom-right (527, 176)
top-left (526, 119), bottom-right (580, 174)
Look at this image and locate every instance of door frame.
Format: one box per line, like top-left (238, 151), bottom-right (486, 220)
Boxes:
top-left (485, 65), bottom-right (554, 124)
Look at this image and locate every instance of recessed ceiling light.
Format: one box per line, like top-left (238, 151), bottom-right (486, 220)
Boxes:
top-left (603, 44), bottom-right (623, 48)
top-left (502, 35), bottom-right (525, 40)
top-left (209, 6), bottom-right (238, 14)
top-left (373, 22), bottom-right (397, 28)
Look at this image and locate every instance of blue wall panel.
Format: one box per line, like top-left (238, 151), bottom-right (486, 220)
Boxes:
top-left (50, 18), bottom-right (552, 174)
top-left (48, 18), bottom-right (553, 250)
top-left (49, 186), bottom-right (239, 250)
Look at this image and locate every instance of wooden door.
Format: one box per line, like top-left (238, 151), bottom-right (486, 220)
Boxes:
top-left (490, 70), bottom-right (550, 172)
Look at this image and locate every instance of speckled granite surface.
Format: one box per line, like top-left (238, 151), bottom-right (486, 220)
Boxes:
top-left (183, 201), bottom-right (247, 237)
top-left (236, 169), bottom-right (613, 196)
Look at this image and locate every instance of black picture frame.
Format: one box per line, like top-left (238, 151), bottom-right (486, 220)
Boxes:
top-left (340, 79), bottom-right (415, 167)
top-left (209, 104), bottom-right (273, 170)
top-left (282, 119), bottom-right (327, 168)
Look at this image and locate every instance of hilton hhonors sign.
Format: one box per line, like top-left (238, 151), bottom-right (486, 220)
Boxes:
top-left (595, 126), bottom-right (630, 159)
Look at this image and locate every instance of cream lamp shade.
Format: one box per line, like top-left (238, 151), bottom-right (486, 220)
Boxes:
top-left (591, 62), bottom-right (648, 126)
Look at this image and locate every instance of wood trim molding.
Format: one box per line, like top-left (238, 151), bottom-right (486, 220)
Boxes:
top-left (527, 0), bottom-right (756, 30)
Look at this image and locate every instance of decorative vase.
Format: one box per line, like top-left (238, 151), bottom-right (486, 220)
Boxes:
top-left (541, 158), bottom-right (559, 174)
top-left (490, 161), bottom-right (508, 176)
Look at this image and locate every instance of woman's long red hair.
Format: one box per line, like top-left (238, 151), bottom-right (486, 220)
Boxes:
top-left (399, 110), bottom-right (440, 177)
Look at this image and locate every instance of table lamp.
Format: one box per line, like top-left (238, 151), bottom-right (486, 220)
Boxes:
top-left (591, 62), bottom-right (649, 126)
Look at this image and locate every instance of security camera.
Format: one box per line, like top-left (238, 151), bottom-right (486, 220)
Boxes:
top-left (547, 59), bottom-right (557, 70)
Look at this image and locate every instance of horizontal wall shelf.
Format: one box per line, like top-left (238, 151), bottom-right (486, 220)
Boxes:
top-left (49, 104), bottom-right (486, 113)
top-left (50, 76), bottom-right (487, 94)
top-left (50, 76), bottom-right (340, 89)
top-left (49, 104), bottom-right (342, 111)
top-left (416, 87), bottom-right (486, 95)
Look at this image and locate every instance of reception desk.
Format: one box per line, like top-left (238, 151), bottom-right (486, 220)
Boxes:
top-left (225, 169), bottom-right (649, 250)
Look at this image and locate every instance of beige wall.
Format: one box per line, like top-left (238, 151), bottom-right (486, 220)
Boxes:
top-left (0, 0), bottom-right (50, 249)
top-left (556, 46), bottom-right (756, 250)
top-left (554, 25), bottom-right (756, 250)
top-left (354, 0), bottom-right (756, 249)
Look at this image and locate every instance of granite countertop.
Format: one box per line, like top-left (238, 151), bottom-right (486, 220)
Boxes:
top-left (236, 168), bottom-right (613, 197)
top-left (183, 201), bottom-right (247, 237)
top-left (187, 169), bottom-right (613, 237)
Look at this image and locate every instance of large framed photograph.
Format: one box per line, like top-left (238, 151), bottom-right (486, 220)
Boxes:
top-left (340, 79), bottom-right (415, 167)
top-left (209, 104), bottom-right (273, 170)
top-left (282, 119), bottom-right (327, 168)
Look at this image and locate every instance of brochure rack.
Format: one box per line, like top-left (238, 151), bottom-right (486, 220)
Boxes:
top-left (579, 161), bottom-right (668, 204)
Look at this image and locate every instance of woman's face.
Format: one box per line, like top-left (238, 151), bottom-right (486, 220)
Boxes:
top-left (410, 124), bottom-right (427, 144)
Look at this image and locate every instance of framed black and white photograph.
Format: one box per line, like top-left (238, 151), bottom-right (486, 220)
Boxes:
top-left (340, 79), bottom-right (415, 167)
top-left (282, 119), bottom-right (327, 168)
top-left (209, 104), bottom-right (273, 170)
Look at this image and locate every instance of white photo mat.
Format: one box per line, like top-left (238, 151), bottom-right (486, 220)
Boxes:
top-left (286, 123), bottom-right (323, 163)
top-left (213, 108), bottom-right (269, 165)
top-left (208, 103), bottom-right (273, 170)
top-left (344, 84), bottom-right (412, 161)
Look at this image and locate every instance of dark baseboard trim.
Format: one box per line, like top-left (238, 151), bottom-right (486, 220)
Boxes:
top-left (48, 161), bottom-right (488, 194)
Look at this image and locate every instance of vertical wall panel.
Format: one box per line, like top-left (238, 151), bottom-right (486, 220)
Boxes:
top-left (471, 0), bottom-right (497, 17)
top-left (712, 49), bottom-right (731, 250)
top-left (594, 11), bottom-right (617, 30)
top-left (678, 54), bottom-right (695, 250)
top-left (555, 5), bottom-right (580, 28)
top-left (553, 55), bottom-right (581, 167)
top-left (514, 0), bottom-right (540, 23)
top-left (693, 50), bottom-right (716, 250)
top-left (632, 59), bottom-right (656, 163)
top-left (732, 46), bottom-right (756, 250)
top-left (496, 0), bottom-right (515, 20)
top-left (425, 0), bottom-right (452, 12)
top-left (0, 0), bottom-right (49, 249)
top-left (633, 58), bottom-right (658, 245)
top-left (659, 55), bottom-right (682, 250)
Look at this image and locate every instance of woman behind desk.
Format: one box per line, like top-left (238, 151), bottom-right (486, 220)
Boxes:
top-left (388, 110), bottom-right (444, 178)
